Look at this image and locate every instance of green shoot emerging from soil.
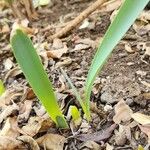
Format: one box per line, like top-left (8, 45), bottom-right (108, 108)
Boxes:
top-left (0, 80), bottom-right (5, 96)
top-left (10, 0), bottom-right (149, 126)
top-left (11, 30), bottom-right (68, 128)
top-left (62, 0), bottom-right (149, 121)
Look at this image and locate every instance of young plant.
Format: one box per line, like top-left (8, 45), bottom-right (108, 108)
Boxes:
top-left (67, 105), bottom-right (82, 127)
top-left (84, 0), bottom-right (149, 120)
top-left (62, 0), bottom-right (149, 121)
top-left (11, 30), bottom-right (68, 128)
top-left (0, 80), bottom-right (5, 96)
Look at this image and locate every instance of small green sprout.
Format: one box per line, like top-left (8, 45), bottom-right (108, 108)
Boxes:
top-left (0, 80), bottom-right (5, 96)
top-left (68, 105), bottom-right (81, 126)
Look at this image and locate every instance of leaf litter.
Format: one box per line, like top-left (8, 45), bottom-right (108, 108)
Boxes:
top-left (0, 0), bottom-right (150, 149)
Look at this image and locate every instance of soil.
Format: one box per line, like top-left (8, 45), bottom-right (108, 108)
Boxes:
top-left (0, 0), bottom-right (150, 150)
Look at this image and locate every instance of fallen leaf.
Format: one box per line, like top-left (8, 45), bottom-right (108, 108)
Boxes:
top-left (106, 143), bottom-right (114, 150)
top-left (79, 19), bottom-right (90, 29)
top-left (19, 116), bottom-right (53, 136)
top-left (3, 58), bottom-right (14, 71)
top-left (131, 113), bottom-right (150, 125)
top-left (18, 100), bottom-right (33, 123)
top-left (99, 0), bottom-right (123, 12)
top-left (0, 89), bottom-right (21, 107)
top-left (0, 136), bottom-right (23, 150)
top-left (139, 125), bottom-right (150, 143)
top-left (79, 141), bottom-right (101, 150)
top-left (76, 124), bottom-right (117, 142)
top-left (114, 125), bottom-right (127, 146)
top-left (55, 57), bottom-right (72, 68)
top-left (52, 38), bottom-right (64, 49)
top-left (4, 66), bottom-right (22, 83)
top-left (17, 135), bottom-right (40, 150)
top-left (113, 100), bottom-right (133, 124)
top-left (125, 43), bottom-right (135, 53)
top-left (36, 133), bottom-right (66, 150)
top-left (0, 117), bottom-right (19, 138)
top-left (0, 103), bottom-right (19, 123)
top-left (46, 45), bottom-right (68, 59)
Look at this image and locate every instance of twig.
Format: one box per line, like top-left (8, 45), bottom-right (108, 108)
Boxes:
top-left (49, 0), bottom-right (107, 41)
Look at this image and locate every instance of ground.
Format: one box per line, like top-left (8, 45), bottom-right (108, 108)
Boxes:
top-left (0, 0), bottom-right (150, 150)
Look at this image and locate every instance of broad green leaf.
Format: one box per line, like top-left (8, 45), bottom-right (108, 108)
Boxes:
top-left (0, 80), bottom-right (5, 96)
top-left (85, 0), bottom-right (149, 119)
top-left (11, 30), bottom-right (68, 128)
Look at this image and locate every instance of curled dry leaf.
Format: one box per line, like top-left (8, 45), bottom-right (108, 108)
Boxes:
top-left (3, 58), bottom-right (14, 71)
top-left (131, 113), bottom-right (150, 125)
top-left (19, 116), bottom-right (53, 137)
top-left (0, 89), bottom-right (23, 107)
top-left (139, 125), bottom-right (150, 143)
top-left (125, 43), bottom-right (135, 53)
top-left (17, 135), bottom-right (40, 150)
top-left (138, 10), bottom-right (150, 22)
top-left (76, 124), bottom-right (117, 142)
top-left (114, 125), bottom-right (128, 146)
top-left (55, 57), bottom-right (72, 68)
top-left (4, 66), bottom-right (22, 83)
top-left (26, 88), bottom-right (36, 100)
top-left (0, 136), bottom-right (23, 150)
top-left (0, 103), bottom-right (19, 123)
top-left (0, 117), bottom-right (19, 138)
top-left (18, 100), bottom-right (33, 123)
top-left (106, 143), bottom-right (114, 150)
top-left (113, 100), bottom-right (133, 124)
top-left (46, 44), bottom-right (68, 59)
top-left (36, 133), bottom-right (66, 150)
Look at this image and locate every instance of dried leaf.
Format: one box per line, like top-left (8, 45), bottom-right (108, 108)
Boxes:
top-left (113, 100), bottom-right (133, 124)
top-left (131, 113), bottom-right (150, 125)
top-left (19, 116), bottom-right (53, 136)
top-left (139, 125), bottom-right (150, 143)
top-left (0, 103), bottom-right (19, 123)
top-left (0, 136), bottom-right (23, 150)
top-left (80, 141), bottom-right (101, 150)
top-left (106, 143), bottom-right (114, 150)
top-left (76, 124), bottom-right (117, 142)
top-left (36, 133), bottom-right (66, 150)
top-left (18, 100), bottom-right (33, 123)
top-left (3, 58), bottom-right (14, 71)
top-left (125, 43), bottom-right (135, 53)
top-left (100, 0), bottom-right (123, 12)
top-left (0, 117), bottom-right (19, 138)
top-left (17, 135), bottom-right (40, 150)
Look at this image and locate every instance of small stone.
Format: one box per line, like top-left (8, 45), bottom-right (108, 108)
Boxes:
top-left (125, 98), bottom-right (134, 106)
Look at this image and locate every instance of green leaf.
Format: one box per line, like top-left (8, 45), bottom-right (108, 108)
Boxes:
top-left (69, 105), bottom-right (81, 126)
top-left (0, 80), bottom-right (5, 96)
top-left (11, 29), bottom-right (68, 128)
top-left (85, 0), bottom-right (149, 119)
